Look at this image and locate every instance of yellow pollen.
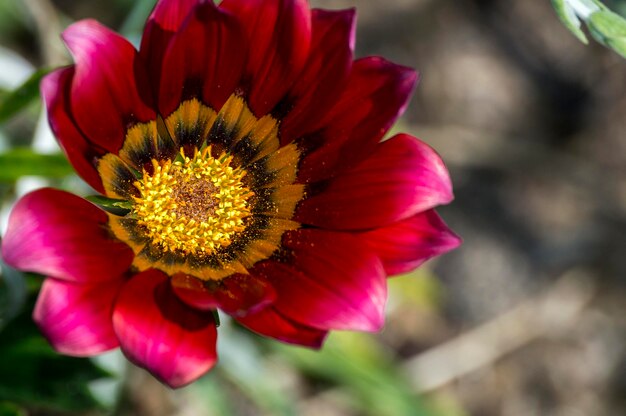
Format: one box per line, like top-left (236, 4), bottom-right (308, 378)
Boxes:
top-left (132, 146), bottom-right (254, 255)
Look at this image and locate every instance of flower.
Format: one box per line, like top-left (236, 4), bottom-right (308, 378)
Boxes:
top-left (0, 0), bottom-right (460, 388)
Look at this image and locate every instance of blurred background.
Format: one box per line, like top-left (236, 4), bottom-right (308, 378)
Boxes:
top-left (0, 0), bottom-right (625, 415)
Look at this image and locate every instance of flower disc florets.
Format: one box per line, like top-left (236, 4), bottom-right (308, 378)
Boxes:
top-left (132, 147), bottom-right (253, 256)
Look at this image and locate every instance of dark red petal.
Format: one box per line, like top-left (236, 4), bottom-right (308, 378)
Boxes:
top-left (158, 1), bottom-right (246, 116)
top-left (140, 0), bottom-right (199, 91)
top-left (273, 230), bottom-right (387, 332)
top-left (63, 20), bottom-right (155, 152)
top-left (236, 306), bottom-right (327, 348)
top-left (41, 68), bottom-right (105, 192)
top-left (171, 273), bottom-right (276, 317)
top-left (296, 134), bottom-right (453, 230)
top-left (298, 57), bottom-right (418, 183)
top-left (1, 188), bottom-right (134, 282)
top-left (113, 270), bottom-right (217, 388)
top-left (220, 0), bottom-right (311, 115)
top-left (280, 8), bottom-right (355, 143)
top-left (170, 274), bottom-right (219, 310)
top-left (215, 274), bottom-right (276, 316)
top-left (360, 210), bottom-right (461, 275)
top-left (33, 278), bottom-right (123, 356)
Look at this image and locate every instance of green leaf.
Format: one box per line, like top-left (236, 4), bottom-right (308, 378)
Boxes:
top-left (218, 325), bottom-right (297, 416)
top-left (119, 0), bottom-right (159, 37)
top-left (0, 148), bottom-right (73, 182)
top-left (0, 305), bottom-right (112, 412)
top-left (589, 0), bottom-right (609, 11)
top-left (551, 0), bottom-right (589, 43)
top-left (275, 333), bottom-right (440, 416)
top-left (189, 375), bottom-right (235, 416)
top-left (212, 309), bottom-right (221, 327)
top-left (588, 9), bottom-right (626, 57)
top-left (389, 268), bottom-right (444, 311)
top-left (0, 402), bottom-right (27, 416)
top-left (552, 0), bottom-right (626, 58)
top-left (0, 68), bottom-right (51, 124)
top-left (85, 195), bottom-right (132, 215)
top-left (0, 260), bottom-right (27, 331)
top-left (608, 36), bottom-right (626, 56)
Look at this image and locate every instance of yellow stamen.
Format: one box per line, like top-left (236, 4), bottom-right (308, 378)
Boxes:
top-left (132, 146), bottom-right (254, 255)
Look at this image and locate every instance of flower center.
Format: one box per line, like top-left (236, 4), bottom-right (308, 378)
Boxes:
top-left (132, 147), bottom-right (254, 256)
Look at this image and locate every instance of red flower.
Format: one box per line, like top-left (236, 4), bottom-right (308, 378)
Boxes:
top-left (1, 0), bottom-right (460, 388)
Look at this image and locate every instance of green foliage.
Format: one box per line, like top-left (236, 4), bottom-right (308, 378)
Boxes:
top-left (0, 261), bottom-right (27, 332)
top-left (0, 402), bottom-right (27, 416)
top-left (276, 332), bottom-right (439, 416)
top-left (588, 8), bottom-right (626, 56)
top-left (85, 195), bottom-right (133, 215)
top-left (216, 327), bottom-right (298, 416)
top-left (389, 268), bottom-right (445, 311)
top-left (119, 0), bottom-right (159, 37)
top-left (0, 148), bottom-right (73, 182)
top-left (552, 0), bottom-right (590, 43)
top-left (552, 0), bottom-right (626, 58)
top-left (189, 375), bottom-right (236, 416)
top-left (0, 0), bottom-right (30, 46)
top-left (0, 303), bottom-right (112, 413)
top-left (0, 68), bottom-right (50, 124)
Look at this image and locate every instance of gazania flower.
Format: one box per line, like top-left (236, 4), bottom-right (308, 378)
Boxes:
top-left (1, 0), bottom-right (460, 388)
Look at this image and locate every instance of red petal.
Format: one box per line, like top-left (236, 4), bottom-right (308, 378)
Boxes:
top-left (1, 189), bottom-right (134, 282)
top-left (63, 20), bottom-right (155, 152)
top-left (273, 230), bottom-right (387, 332)
top-left (280, 8), bottom-right (356, 143)
top-left (41, 68), bottom-right (105, 192)
top-left (298, 57), bottom-right (418, 183)
top-left (33, 278), bottom-right (123, 356)
top-left (220, 0), bottom-right (311, 115)
top-left (170, 274), bottom-right (219, 310)
top-left (296, 134), bottom-right (453, 230)
top-left (158, 1), bottom-right (246, 116)
top-left (171, 273), bottom-right (276, 317)
top-left (113, 270), bottom-right (218, 388)
top-left (140, 0), bottom-right (199, 92)
top-left (361, 210), bottom-right (461, 275)
top-left (236, 306), bottom-right (327, 348)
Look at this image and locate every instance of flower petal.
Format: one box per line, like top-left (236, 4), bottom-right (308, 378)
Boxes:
top-left (41, 68), bottom-right (105, 192)
top-left (298, 57), bottom-right (418, 183)
top-left (171, 273), bottom-right (276, 317)
top-left (1, 188), bottom-right (134, 282)
top-left (236, 306), bottom-right (327, 348)
top-left (33, 278), bottom-right (123, 356)
top-left (140, 0), bottom-right (199, 92)
top-left (112, 270), bottom-right (217, 388)
top-left (158, 1), bottom-right (247, 116)
top-left (271, 230), bottom-right (387, 332)
top-left (63, 20), bottom-right (155, 152)
top-left (170, 274), bottom-right (219, 310)
top-left (220, 0), bottom-right (312, 115)
top-left (296, 134), bottom-right (453, 230)
top-left (360, 210), bottom-right (461, 275)
top-left (279, 8), bottom-right (355, 143)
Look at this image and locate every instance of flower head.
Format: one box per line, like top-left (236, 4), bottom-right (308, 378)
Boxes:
top-left (1, 0), bottom-right (460, 388)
